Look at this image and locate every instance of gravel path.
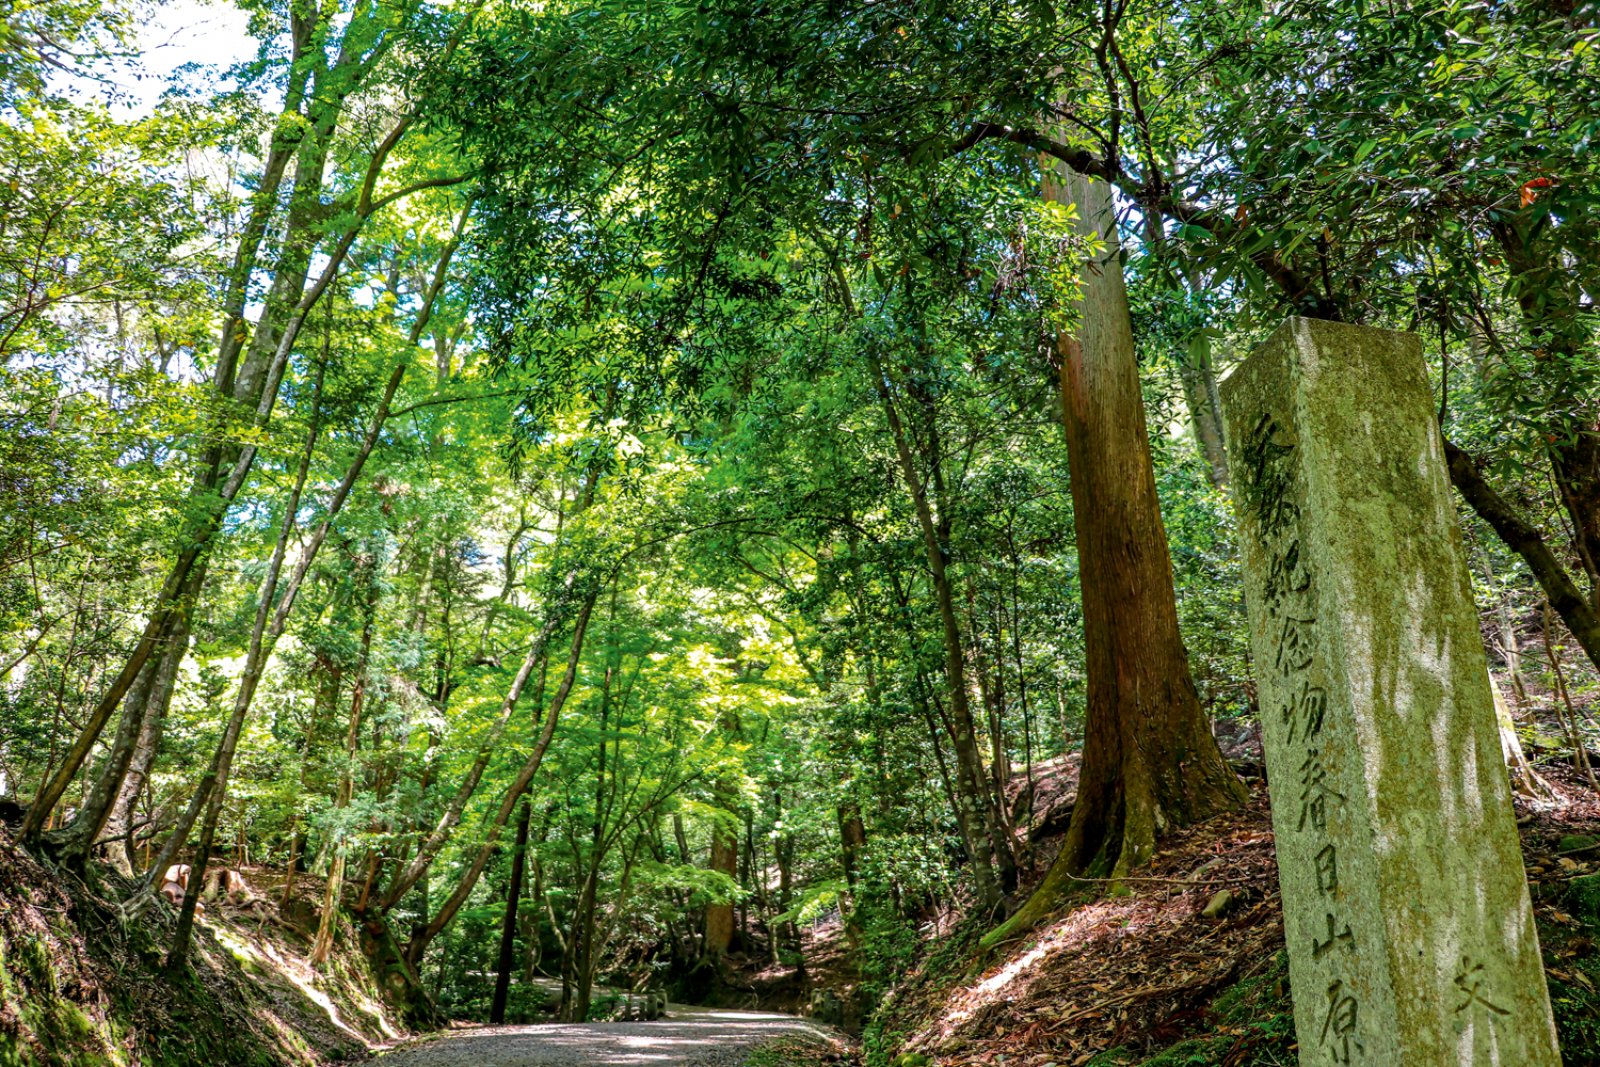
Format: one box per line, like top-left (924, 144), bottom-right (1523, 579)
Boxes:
top-left (376, 1007), bottom-right (835, 1067)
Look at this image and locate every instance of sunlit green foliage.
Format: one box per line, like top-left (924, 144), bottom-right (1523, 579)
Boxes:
top-left (2, 0), bottom-right (1597, 1059)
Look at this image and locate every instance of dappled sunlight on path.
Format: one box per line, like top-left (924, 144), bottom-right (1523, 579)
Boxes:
top-left (379, 1007), bottom-right (831, 1066)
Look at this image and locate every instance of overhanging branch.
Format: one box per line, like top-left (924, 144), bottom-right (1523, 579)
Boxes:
top-left (945, 121), bottom-right (1339, 319)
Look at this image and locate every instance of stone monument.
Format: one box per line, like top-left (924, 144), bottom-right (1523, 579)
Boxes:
top-left (1220, 317), bottom-right (1560, 1065)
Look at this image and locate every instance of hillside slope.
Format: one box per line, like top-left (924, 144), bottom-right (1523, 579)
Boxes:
top-left (0, 829), bottom-right (405, 1067)
top-left (869, 765), bottom-right (1600, 1067)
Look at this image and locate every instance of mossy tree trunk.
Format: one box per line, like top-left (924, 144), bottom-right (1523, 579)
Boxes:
top-left (358, 916), bottom-right (441, 1029)
top-left (703, 802), bottom-right (739, 958)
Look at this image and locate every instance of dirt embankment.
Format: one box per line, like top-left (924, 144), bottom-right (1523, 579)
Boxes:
top-left (872, 756), bottom-right (1600, 1067)
top-left (0, 827), bottom-right (406, 1067)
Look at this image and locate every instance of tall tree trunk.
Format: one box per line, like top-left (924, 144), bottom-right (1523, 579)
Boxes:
top-left (837, 804), bottom-right (866, 892)
top-left (970, 587), bottom-right (1013, 812)
top-left (742, 809), bottom-right (757, 951)
top-left (866, 347), bottom-right (1014, 907)
top-left (1489, 670), bottom-right (1553, 802)
top-left (522, 851), bottom-right (544, 983)
top-left (911, 674), bottom-right (964, 843)
top-left (26, 169), bottom-right (365, 847)
top-left (1178, 332), bottom-right (1230, 489)
top-left (837, 802), bottom-right (866, 940)
top-left (282, 666), bottom-right (340, 907)
top-left (572, 630), bottom-right (618, 1022)
top-left (992, 168), bottom-right (1244, 943)
top-left (1542, 602), bottom-right (1599, 789)
top-left (1005, 556), bottom-right (1037, 833)
top-left (1476, 547), bottom-right (1530, 704)
top-left (309, 618), bottom-right (375, 971)
top-left (673, 813), bottom-right (692, 866)
top-left (166, 363), bottom-right (334, 962)
top-left (857, 546), bottom-right (985, 877)
top-left (489, 800), bottom-right (532, 1024)
top-left (402, 591), bottom-right (599, 967)
top-left (772, 791), bottom-right (799, 962)
top-left (571, 864), bottom-right (600, 1022)
top-left (703, 806), bottom-right (739, 958)
top-left (379, 608), bottom-right (561, 912)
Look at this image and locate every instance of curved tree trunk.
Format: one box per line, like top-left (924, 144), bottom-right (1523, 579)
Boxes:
top-left (56, 595), bottom-right (195, 872)
top-left (101, 624), bottom-right (189, 875)
top-left (1445, 440), bottom-right (1600, 671)
top-left (403, 591), bottom-right (598, 968)
top-left (990, 168), bottom-right (1244, 944)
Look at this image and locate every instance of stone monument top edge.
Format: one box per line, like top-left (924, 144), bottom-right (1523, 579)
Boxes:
top-left (1219, 316), bottom-right (1423, 403)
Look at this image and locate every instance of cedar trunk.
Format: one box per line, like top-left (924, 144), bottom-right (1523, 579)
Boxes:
top-left (1178, 333), bottom-right (1230, 489)
top-left (703, 814), bottom-right (739, 958)
top-left (993, 169), bottom-right (1243, 940)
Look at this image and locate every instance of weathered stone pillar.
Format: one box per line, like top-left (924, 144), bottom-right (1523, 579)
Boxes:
top-left (1221, 318), bottom-right (1559, 1066)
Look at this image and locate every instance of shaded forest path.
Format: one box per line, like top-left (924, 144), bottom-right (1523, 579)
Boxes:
top-left (378, 1007), bottom-right (838, 1066)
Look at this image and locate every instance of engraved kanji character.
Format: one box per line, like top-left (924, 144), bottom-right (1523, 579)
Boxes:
top-left (1319, 979), bottom-right (1363, 1064)
top-left (1276, 613), bottom-right (1317, 673)
top-left (1278, 695), bottom-right (1299, 743)
top-left (1313, 911), bottom-right (1354, 958)
top-left (1298, 683), bottom-right (1328, 738)
top-left (1264, 539), bottom-right (1313, 611)
top-left (1242, 413), bottom-right (1301, 539)
top-left (1280, 680), bottom-right (1329, 743)
top-left (1297, 748), bottom-right (1345, 832)
top-left (1453, 956), bottom-right (1509, 1017)
top-left (1314, 843), bottom-right (1339, 895)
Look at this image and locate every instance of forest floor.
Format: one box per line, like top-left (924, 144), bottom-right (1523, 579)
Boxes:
top-left (871, 739), bottom-right (1600, 1066)
top-left (372, 1007), bottom-right (851, 1067)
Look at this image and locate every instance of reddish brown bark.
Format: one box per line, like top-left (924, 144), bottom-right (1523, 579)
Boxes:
top-left (991, 169), bottom-right (1243, 942)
